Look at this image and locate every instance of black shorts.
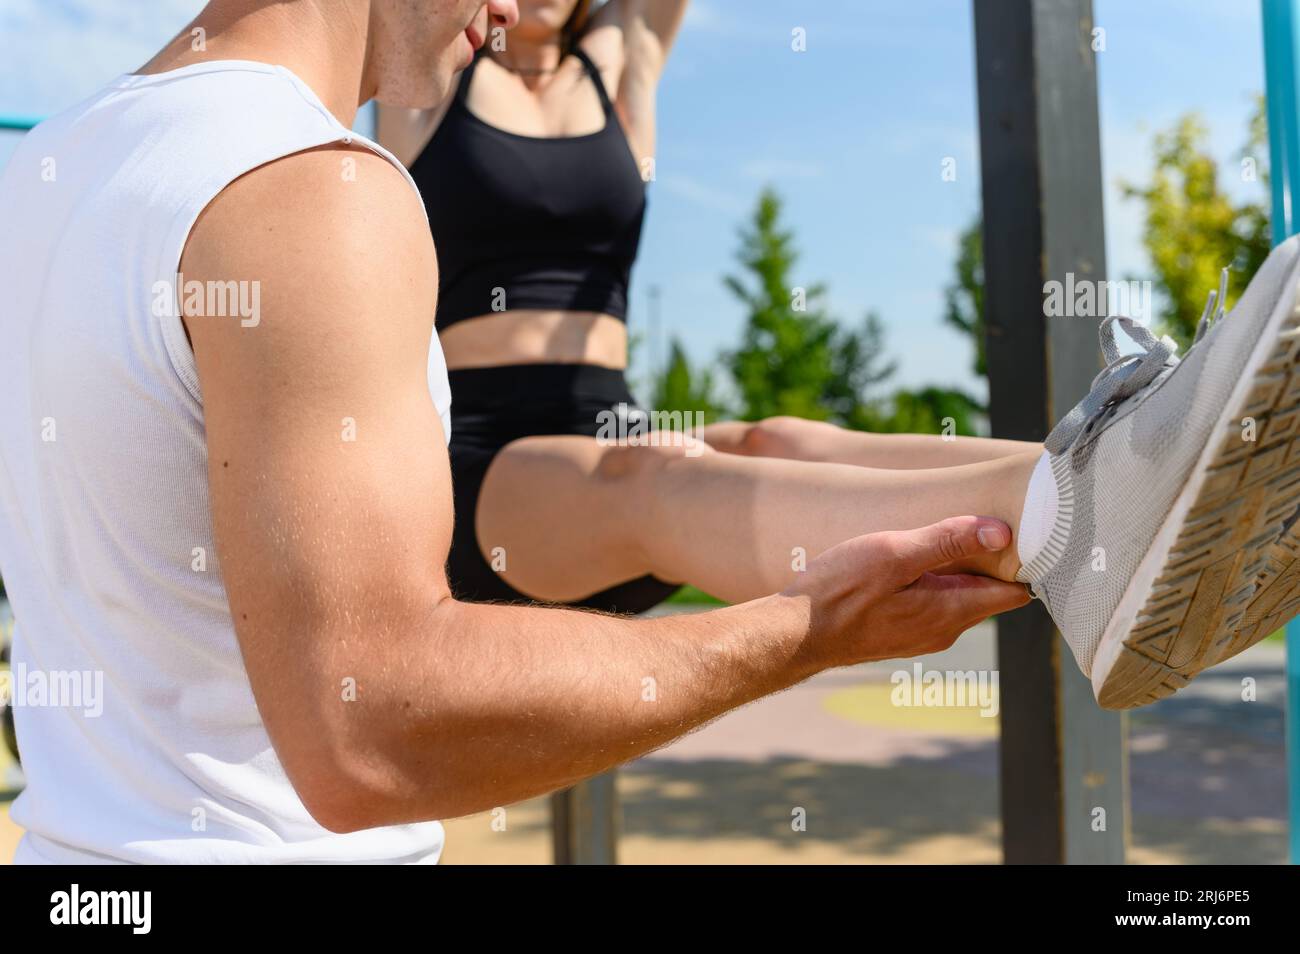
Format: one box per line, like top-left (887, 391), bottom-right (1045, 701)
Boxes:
top-left (447, 363), bottom-right (682, 614)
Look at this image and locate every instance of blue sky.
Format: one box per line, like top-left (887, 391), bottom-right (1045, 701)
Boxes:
top-left (0, 0), bottom-right (1271, 399)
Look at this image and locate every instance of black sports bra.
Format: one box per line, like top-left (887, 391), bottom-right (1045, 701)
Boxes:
top-left (411, 48), bottom-right (648, 331)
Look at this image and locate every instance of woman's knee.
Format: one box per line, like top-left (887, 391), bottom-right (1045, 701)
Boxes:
top-left (735, 415), bottom-right (821, 458)
top-left (593, 433), bottom-right (714, 487)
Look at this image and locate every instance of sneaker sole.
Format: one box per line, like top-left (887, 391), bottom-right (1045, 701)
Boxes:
top-left (1092, 257), bottom-right (1300, 709)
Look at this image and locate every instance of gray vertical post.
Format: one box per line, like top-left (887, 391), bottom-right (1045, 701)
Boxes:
top-left (648, 284), bottom-right (663, 386)
top-left (551, 771), bottom-right (619, 865)
top-left (973, 0), bottom-right (1128, 863)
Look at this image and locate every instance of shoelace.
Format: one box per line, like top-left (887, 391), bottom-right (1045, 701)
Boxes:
top-left (1044, 268), bottom-right (1229, 455)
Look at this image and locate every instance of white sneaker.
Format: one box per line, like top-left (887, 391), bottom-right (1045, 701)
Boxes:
top-left (1020, 236), bottom-right (1300, 708)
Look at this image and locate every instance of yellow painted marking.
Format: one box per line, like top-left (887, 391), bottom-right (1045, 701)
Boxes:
top-left (823, 683), bottom-right (1000, 736)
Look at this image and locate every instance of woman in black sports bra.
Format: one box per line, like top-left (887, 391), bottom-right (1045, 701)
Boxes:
top-left (379, 0), bottom-right (1040, 613)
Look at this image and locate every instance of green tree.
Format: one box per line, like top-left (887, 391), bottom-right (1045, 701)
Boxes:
top-left (822, 312), bottom-right (899, 429)
top-left (724, 189), bottom-right (895, 426)
top-left (873, 386), bottom-right (983, 437)
top-left (650, 338), bottom-right (725, 422)
top-left (1121, 103), bottom-right (1271, 349)
top-left (937, 102), bottom-right (1271, 414)
top-left (942, 219), bottom-right (987, 381)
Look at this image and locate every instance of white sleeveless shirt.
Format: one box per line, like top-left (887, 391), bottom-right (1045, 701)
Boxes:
top-left (0, 61), bottom-right (451, 863)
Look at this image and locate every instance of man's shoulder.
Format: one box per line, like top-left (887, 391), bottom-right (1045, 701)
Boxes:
top-left (216, 140), bottom-right (424, 229)
top-left (184, 141), bottom-right (435, 298)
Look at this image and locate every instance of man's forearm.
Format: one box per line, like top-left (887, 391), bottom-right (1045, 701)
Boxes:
top-left (349, 592), bottom-right (817, 826)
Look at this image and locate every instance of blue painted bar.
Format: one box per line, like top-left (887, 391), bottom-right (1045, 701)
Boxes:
top-left (0, 116), bottom-right (40, 132)
top-left (1262, 0), bottom-right (1300, 865)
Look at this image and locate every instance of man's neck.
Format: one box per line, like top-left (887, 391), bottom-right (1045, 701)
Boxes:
top-left (136, 0), bottom-right (372, 128)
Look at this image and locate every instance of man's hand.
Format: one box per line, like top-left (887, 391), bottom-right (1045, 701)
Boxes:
top-left (784, 516), bottom-right (1030, 671)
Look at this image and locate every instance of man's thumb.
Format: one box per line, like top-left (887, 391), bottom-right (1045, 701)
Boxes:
top-left (897, 516), bottom-right (1012, 578)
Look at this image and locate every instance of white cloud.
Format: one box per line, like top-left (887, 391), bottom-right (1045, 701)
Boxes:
top-left (1, 0), bottom-right (205, 115)
top-left (658, 173), bottom-right (750, 217)
top-left (878, 124), bottom-right (978, 162)
top-left (681, 0), bottom-right (786, 42)
top-left (683, 1), bottom-right (736, 36)
top-left (909, 225), bottom-right (959, 256)
top-left (738, 157), bottom-right (824, 181)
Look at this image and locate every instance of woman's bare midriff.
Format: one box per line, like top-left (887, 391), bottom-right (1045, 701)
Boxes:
top-left (439, 309), bottom-right (629, 369)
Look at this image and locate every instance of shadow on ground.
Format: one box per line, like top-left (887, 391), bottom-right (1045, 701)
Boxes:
top-left (618, 755), bottom-right (1000, 860)
top-left (476, 659), bottom-right (1288, 864)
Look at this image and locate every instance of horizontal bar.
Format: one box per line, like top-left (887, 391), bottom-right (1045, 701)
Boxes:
top-left (0, 116), bottom-right (42, 132)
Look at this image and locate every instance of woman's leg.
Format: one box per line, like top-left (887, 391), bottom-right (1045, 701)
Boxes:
top-left (703, 416), bottom-right (1041, 469)
top-left (474, 436), bottom-right (1039, 605)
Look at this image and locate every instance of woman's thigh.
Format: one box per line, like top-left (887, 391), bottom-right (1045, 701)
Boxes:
top-left (465, 426), bottom-right (1033, 605)
top-left (471, 434), bottom-right (684, 603)
top-left (703, 416), bottom-right (1041, 468)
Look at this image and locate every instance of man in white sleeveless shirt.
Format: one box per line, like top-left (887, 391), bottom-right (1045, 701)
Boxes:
top-left (0, 0), bottom-right (1027, 863)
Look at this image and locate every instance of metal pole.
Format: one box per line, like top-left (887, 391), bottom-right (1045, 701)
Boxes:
top-left (551, 772), bottom-right (619, 865)
top-left (1261, 0), bottom-right (1300, 866)
top-left (0, 116), bottom-right (40, 132)
top-left (974, 0), bottom-right (1128, 864)
top-left (648, 284), bottom-right (662, 386)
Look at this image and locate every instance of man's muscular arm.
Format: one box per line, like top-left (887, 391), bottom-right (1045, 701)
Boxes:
top-left (181, 145), bottom-right (1027, 832)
